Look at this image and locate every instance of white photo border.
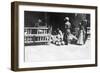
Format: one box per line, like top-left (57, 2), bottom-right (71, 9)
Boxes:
top-left (18, 5), bottom-right (96, 68)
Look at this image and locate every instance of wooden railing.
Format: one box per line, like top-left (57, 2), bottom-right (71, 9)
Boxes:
top-left (24, 27), bottom-right (51, 45)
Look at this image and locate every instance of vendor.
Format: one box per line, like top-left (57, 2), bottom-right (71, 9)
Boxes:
top-left (35, 19), bottom-right (44, 27)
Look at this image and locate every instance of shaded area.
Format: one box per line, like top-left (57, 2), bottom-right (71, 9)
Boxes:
top-left (24, 11), bottom-right (90, 33)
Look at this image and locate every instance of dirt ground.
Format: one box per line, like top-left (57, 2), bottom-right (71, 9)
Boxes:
top-left (25, 40), bottom-right (91, 62)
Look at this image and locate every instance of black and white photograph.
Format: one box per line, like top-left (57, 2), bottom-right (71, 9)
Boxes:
top-left (11, 2), bottom-right (97, 71)
top-left (24, 11), bottom-right (91, 62)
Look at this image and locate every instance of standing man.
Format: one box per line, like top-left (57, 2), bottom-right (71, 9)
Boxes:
top-left (64, 17), bottom-right (71, 44)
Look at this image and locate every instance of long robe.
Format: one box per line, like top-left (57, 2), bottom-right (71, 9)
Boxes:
top-left (77, 29), bottom-right (85, 45)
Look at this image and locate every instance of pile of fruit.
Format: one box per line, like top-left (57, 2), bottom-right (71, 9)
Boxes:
top-left (51, 35), bottom-right (65, 46)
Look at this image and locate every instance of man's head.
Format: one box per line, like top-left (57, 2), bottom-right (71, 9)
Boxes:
top-left (38, 19), bottom-right (42, 23)
top-left (65, 17), bottom-right (69, 21)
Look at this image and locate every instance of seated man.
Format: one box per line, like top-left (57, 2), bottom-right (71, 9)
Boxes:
top-left (68, 33), bottom-right (78, 44)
